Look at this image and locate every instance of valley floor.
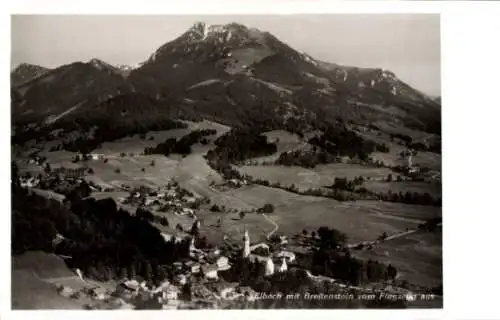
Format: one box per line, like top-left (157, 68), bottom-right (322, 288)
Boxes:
top-left (12, 122), bottom-right (442, 309)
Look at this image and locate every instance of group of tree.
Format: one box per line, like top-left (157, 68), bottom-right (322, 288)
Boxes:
top-left (276, 149), bottom-right (341, 168)
top-left (12, 183), bottom-right (189, 285)
top-left (304, 226), bottom-right (399, 286)
top-left (308, 124), bottom-right (389, 162)
top-left (257, 203), bottom-right (275, 214)
top-left (207, 128), bottom-right (278, 163)
top-left (60, 118), bottom-right (187, 154)
top-left (143, 129), bottom-right (216, 156)
top-left (204, 128), bottom-right (278, 180)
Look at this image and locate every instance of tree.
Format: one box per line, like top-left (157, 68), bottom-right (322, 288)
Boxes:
top-left (387, 264), bottom-right (397, 280)
top-left (302, 229), bottom-right (308, 236)
top-left (260, 203), bottom-right (275, 213)
top-left (114, 168), bottom-right (121, 174)
top-left (386, 174), bottom-right (393, 182)
top-left (44, 162), bottom-right (52, 174)
top-left (180, 283), bottom-right (192, 301)
top-left (120, 152), bottom-right (126, 157)
top-left (150, 160), bottom-right (155, 167)
top-left (239, 211), bottom-right (245, 220)
top-left (210, 204), bottom-right (221, 212)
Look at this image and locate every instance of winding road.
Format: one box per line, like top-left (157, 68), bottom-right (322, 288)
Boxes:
top-left (262, 214), bottom-right (279, 240)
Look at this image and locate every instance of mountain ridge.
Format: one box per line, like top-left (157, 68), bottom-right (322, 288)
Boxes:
top-left (11, 21), bottom-right (441, 135)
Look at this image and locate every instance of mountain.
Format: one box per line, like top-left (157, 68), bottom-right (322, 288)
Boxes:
top-left (12, 59), bottom-right (133, 123)
top-left (128, 22), bottom-right (440, 133)
top-left (12, 22), bottom-right (441, 135)
top-left (11, 63), bottom-right (50, 87)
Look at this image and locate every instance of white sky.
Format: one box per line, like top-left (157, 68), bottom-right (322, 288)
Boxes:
top-left (11, 14), bottom-right (440, 95)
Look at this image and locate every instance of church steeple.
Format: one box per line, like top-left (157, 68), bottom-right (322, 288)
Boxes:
top-left (243, 228), bottom-right (250, 258)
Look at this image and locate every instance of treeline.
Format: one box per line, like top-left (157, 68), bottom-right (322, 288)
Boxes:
top-left (307, 227), bottom-right (397, 286)
top-left (12, 184), bottom-right (189, 285)
top-left (143, 129), bottom-right (216, 156)
top-left (389, 132), bottom-right (441, 154)
top-left (205, 128), bottom-right (278, 179)
top-left (211, 128), bottom-right (278, 162)
top-left (308, 125), bottom-right (389, 161)
top-left (250, 176), bottom-right (441, 206)
top-left (62, 118), bottom-right (187, 154)
top-left (276, 149), bottom-right (341, 168)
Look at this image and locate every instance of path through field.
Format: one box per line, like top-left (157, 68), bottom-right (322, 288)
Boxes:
top-left (263, 214), bottom-right (279, 240)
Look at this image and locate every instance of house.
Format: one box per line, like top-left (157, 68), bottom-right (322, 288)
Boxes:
top-left (176, 274), bottom-right (188, 286)
top-left (90, 153), bottom-right (103, 161)
top-left (144, 197), bottom-right (156, 206)
top-left (165, 285), bottom-right (181, 301)
top-left (56, 285), bottom-right (74, 298)
top-left (202, 264), bottom-right (219, 280)
top-left (123, 279), bottom-right (141, 292)
top-left (277, 257), bottom-right (288, 273)
top-left (250, 243), bottom-right (270, 252)
top-left (182, 196), bottom-right (197, 204)
top-left (89, 287), bottom-right (108, 301)
top-left (275, 251), bottom-right (296, 263)
top-left (191, 264), bottom-right (201, 274)
top-left (216, 256), bottom-right (230, 271)
top-left (279, 236), bottom-right (288, 245)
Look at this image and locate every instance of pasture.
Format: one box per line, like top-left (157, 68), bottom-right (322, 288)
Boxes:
top-left (361, 181), bottom-right (442, 197)
top-left (199, 185), bottom-right (440, 245)
top-left (353, 230), bottom-right (442, 288)
top-left (238, 163), bottom-right (394, 191)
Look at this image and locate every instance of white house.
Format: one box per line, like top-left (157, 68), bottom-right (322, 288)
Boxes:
top-left (216, 256), bottom-right (230, 271)
top-left (202, 264), bottom-right (219, 280)
top-left (276, 251), bottom-right (296, 263)
top-left (265, 257), bottom-right (275, 276)
top-left (176, 274), bottom-right (187, 286)
top-left (277, 257), bottom-right (288, 273)
top-left (165, 285), bottom-right (180, 301)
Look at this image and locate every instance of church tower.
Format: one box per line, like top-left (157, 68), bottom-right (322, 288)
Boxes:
top-left (243, 229), bottom-right (250, 258)
top-left (189, 236), bottom-right (196, 252)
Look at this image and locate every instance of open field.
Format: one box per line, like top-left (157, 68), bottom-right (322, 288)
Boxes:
top-left (238, 163), bottom-right (394, 191)
top-left (12, 251), bottom-right (117, 309)
top-left (352, 231), bottom-right (442, 288)
top-left (198, 185), bottom-right (440, 245)
top-left (242, 130), bottom-right (313, 163)
top-left (356, 129), bottom-right (441, 171)
top-left (361, 180), bottom-right (441, 197)
top-left (13, 122), bottom-right (442, 298)
top-left (93, 120), bottom-right (231, 156)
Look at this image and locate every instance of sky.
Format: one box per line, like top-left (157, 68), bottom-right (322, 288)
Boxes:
top-left (11, 14), bottom-right (440, 96)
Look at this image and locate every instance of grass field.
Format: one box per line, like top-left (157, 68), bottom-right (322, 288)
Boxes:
top-left (361, 180), bottom-right (441, 197)
top-left (242, 130), bottom-right (313, 163)
top-left (197, 185), bottom-right (440, 245)
top-left (238, 163), bottom-right (394, 191)
top-left (12, 251), bottom-right (117, 309)
top-left (352, 230), bottom-right (442, 288)
top-left (356, 128), bottom-right (441, 171)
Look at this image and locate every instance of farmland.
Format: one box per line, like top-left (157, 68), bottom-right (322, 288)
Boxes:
top-left (238, 163), bottom-right (394, 191)
top-left (13, 122), bottom-right (443, 304)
